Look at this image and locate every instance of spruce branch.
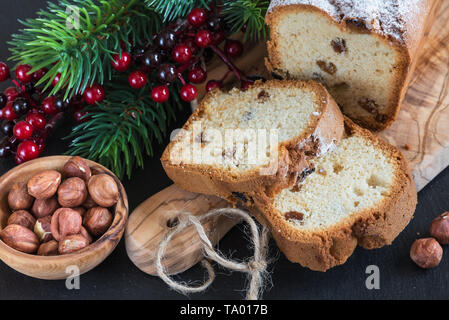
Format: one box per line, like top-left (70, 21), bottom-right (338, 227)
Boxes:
top-left (9, 0), bottom-right (162, 99)
top-left (145, 0), bottom-right (212, 22)
top-left (222, 0), bottom-right (269, 41)
top-left (65, 76), bottom-right (183, 179)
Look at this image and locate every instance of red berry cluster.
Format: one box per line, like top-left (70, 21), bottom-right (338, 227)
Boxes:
top-left (109, 7), bottom-right (250, 104)
top-left (0, 61), bottom-right (104, 164)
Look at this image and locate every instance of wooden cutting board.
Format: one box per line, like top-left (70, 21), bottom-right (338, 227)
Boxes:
top-left (126, 3), bottom-right (449, 277)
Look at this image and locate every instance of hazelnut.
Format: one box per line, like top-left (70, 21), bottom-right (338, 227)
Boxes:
top-left (84, 207), bottom-right (113, 237)
top-left (58, 234), bottom-right (88, 254)
top-left (430, 212), bottom-right (449, 244)
top-left (57, 177), bottom-right (87, 207)
top-left (32, 197), bottom-right (59, 218)
top-left (88, 174), bottom-right (119, 207)
top-left (34, 216), bottom-right (53, 243)
top-left (63, 156), bottom-right (91, 182)
top-left (0, 224), bottom-right (39, 253)
top-left (8, 182), bottom-right (34, 211)
top-left (83, 194), bottom-right (97, 209)
top-left (37, 240), bottom-right (59, 256)
top-left (7, 210), bottom-right (36, 230)
top-left (50, 208), bottom-right (82, 241)
top-left (410, 238), bottom-right (443, 269)
top-left (80, 226), bottom-right (93, 244)
top-left (72, 207), bottom-right (86, 217)
top-left (27, 170), bottom-right (62, 199)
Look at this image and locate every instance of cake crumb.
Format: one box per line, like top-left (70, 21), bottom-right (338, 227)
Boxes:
top-left (403, 143), bottom-right (411, 151)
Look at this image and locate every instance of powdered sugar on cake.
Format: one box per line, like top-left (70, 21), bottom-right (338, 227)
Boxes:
top-left (268, 0), bottom-right (427, 44)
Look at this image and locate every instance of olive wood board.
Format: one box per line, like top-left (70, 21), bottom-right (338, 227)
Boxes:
top-left (125, 3), bottom-right (449, 276)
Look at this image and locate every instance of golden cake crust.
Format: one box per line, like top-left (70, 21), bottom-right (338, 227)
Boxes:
top-left (251, 118), bottom-right (417, 271)
top-left (161, 80), bottom-right (344, 203)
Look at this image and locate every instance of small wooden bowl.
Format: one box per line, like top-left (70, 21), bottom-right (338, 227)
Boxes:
top-left (0, 156), bottom-right (128, 280)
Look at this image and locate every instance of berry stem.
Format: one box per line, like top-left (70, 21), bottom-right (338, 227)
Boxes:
top-left (177, 74), bottom-right (186, 86)
top-left (209, 44), bottom-right (246, 82)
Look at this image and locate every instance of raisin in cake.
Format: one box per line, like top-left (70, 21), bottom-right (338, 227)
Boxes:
top-left (265, 0), bottom-right (440, 130)
top-left (161, 80), bottom-right (344, 203)
top-left (251, 118), bottom-right (417, 271)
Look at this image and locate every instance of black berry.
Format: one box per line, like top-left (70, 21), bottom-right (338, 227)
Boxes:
top-left (143, 51), bottom-right (163, 68)
top-left (0, 93), bottom-right (7, 108)
top-left (156, 30), bottom-right (176, 50)
top-left (1, 121), bottom-right (14, 136)
top-left (157, 64), bottom-right (177, 83)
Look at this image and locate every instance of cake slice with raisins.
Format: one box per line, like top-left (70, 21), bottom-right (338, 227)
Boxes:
top-left (251, 118), bottom-right (417, 271)
top-left (265, 0), bottom-right (440, 130)
top-left (161, 79), bottom-right (344, 203)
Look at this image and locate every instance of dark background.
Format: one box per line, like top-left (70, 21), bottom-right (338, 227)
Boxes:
top-left (0, 0), bottom-right (448, 300)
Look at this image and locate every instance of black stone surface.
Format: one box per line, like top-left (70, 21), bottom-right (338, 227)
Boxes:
top-left (0, 0), bottom-right (448, 300)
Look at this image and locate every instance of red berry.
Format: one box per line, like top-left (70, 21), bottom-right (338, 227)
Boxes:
top-left (188, 8), bottom-right (207, 27)
top-left (13, 121), bottom-right (34, 140)
top-left (213, 30), bottom-right (226, 45)
top-left (0, 108), bottom-right (3, 119)
top-left (52, 73), bottom-right (62, 87)
top-left (16, 140), bottom-right (39, 162)
top-left (15, 154), bottom-right (25, 165)
top-left (128, 71), bottom-right (147, 89)
top-left (3, 102), bottom-right (18, 121)
top-left (33, 68), bottom-right (48, 82)
top-left (151, 85), bottom-right (170, 103)
top-left (74, 109), bottom-right (90, 123)
top-left (0, 62), bottom-right (10, 82)
top-left (4, 87), bottom-right (19, 102)
top-left (83, 84), bottom-right (106, 104)
top-left (241, 80), bottom-right (253, 91)
top-left (188, 67), bottom-right (207, 84)
top-left (41, 96), bottom-right (58, 115)
top-left (225, 40), bottom-right (244, 58)
top-left (180, 84), bottom-right (198, 102)
top-left (206, 80), bottom-right (222, 92)
top-left (195, 30), bottom-right (213, 48)
top-left (111, 52), bottom-right (132, 72)
top-left (172, 45), bottom-right (192, 64)
top-left (26, 113), bottom-right (47, 130)
top-left (15, 64), bottom-right (33, 83)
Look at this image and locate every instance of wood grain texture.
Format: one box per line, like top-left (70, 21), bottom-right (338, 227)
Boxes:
top-left (379, 2), bottom-right (449, 191)
top-left (0, 156), bottom-right (128, 280)
top-left (125, 184), bottom-right (239, 276)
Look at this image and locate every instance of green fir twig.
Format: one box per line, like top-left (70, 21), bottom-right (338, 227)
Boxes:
top-left (9, 0), bottom-right (161, 99)
top-left (65, 76), bottom-right (183, 179)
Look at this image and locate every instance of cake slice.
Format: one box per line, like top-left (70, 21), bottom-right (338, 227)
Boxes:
top-left (161, 80), bottom-right (344, 202)
top-left (265, 0), bottom-right (440, 130)
top-left (251, 118), bottom-right (417, 271)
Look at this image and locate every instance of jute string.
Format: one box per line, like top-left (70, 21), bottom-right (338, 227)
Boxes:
top-left (156, 208), bottom-right (271, 300)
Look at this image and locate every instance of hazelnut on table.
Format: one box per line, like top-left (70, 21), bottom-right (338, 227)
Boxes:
top-left (410, 238), bottom-right (443, 269)
top-left (430, 212), bottom-right (449, 245)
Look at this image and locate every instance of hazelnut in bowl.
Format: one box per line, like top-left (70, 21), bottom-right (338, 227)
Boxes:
top-left (0, 156), bottom-right (128, 279)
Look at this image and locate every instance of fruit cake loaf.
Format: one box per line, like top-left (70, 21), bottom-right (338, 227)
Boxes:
top-left (265, 0), bottom-right (440, 130)
top-left (161, 80), bottom-right (344, 203)
top-left (251, 118), bottom-right (417, 271)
